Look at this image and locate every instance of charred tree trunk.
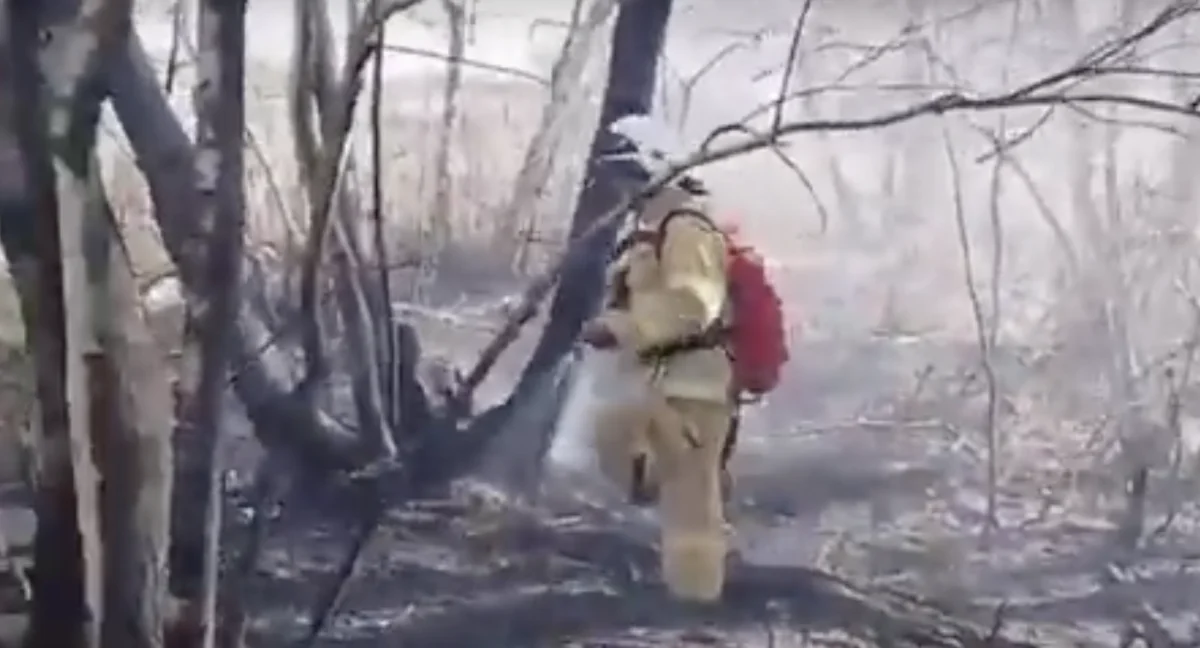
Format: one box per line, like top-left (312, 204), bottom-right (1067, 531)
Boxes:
top-left (0, 4), bottom-right (89, 645)
top-left (168, 2), bottom-right (247, 647)
top-left (476, 0), bottom-right (673, 493)
top-left (26, 0), bottom-right (174, 646)
top-left (515, 0), bottom-right (672, 387)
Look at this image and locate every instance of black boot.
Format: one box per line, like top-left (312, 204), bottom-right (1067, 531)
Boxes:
top-left (630, 455), bottom-right (658, 506)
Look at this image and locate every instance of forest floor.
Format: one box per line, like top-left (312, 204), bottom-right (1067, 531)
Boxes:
top-left (4, 285), bottom-right (1200, 646)
top-left (233, 290), bottom-right (1200, 647)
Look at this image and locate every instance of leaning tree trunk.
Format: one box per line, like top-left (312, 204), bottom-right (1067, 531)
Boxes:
top-left (105, 33), bottom-right (366, 473)
top-left (476, 0), bottom-right (674, 494)
top-left (84, 155), bottom-right (175, 648)
top-left (167, 1), bottom-right (247, 646)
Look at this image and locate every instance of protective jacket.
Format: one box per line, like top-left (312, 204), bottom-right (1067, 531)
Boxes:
top-left (588, 196), bottom-right (736, 602)
top-left (593, 197), bottom-right (732, 403)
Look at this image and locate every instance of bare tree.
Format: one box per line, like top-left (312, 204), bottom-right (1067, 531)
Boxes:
top-left (290, 0), bottom-right (399, 461)
top-left (165, 0), bottom-right (249, 646)
top-left (427, 0), bottom-right (465, 258)
top-left (462, 0), bottom-right (677, 496)
top-left (505, 0), bottom-right (618, 273)
top-left (0, 3), bottom-right (90, 644)
top-left (3, 0), bottom-right (177, 647)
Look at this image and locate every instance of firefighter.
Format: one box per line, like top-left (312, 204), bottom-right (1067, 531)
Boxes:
top-left (578, 114), bottom-right (736, 603)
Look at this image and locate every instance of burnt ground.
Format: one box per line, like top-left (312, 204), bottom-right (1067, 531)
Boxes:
top-left (234, 481), bottom-right (1027, 648)
top-left (5, 289), bottom-right (1200, 647)
top-left (214, 293), bottom-right (1200, 647)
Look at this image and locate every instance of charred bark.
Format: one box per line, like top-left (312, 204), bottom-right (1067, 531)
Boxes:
top-left (2, 0), bottom-right (166, 646)
top-left (0, 6), bottom-right (89, 644)
top-left (470, 0), bottom-right (674, 493)
top-left (28, 0), bottom-right (175, 645)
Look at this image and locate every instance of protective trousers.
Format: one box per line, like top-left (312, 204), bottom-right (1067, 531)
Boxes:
top-left (593, 394), bottom-right (734, 602)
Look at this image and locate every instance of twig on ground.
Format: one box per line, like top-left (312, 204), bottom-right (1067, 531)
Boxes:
top-left (986, 601), bottom-right (1010, 642)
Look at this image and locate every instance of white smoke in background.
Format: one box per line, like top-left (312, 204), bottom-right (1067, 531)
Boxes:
top-left (545, 348), bottom-right (645, 478)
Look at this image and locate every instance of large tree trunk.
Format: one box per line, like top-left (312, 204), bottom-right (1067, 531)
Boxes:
top-left (0, 5), bottom-right (91, 644)
top-left (86, 160), bottom-right (175, 648)
top-left (30, 0), bottom-right (174, 646)
top-left (476, 0), bottom-right (674, 493)
top-left (515, 0), bottom-right (672, 387)
top-left (3, 0), bottom-right (174, 646)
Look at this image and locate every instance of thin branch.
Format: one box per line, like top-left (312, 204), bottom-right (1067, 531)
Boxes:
top-left (701, 122), bottom-right (829, 233)
top-left (742, 1), bottom-right (1199, 131)
top-left (297, 481), bottom-right (385, 647)
top-left (371, 15), bottom-right (395, 431)
top-left (297, 0), bottom-right (426, 390)
top-left (970, 126), bottom-right (1081, 275)
top-left (676, 35), bottom-right (764, 129)
top-left (771, 0), bottom-right (814, 134)
top-left (381, 43), bottom-right (549, 85)
top-left (941, 126), bottom-right (1001, 540)
top-left (164, 0), bottom-right (186, 94)
top-left (507, 0), bottom-right (618, 272)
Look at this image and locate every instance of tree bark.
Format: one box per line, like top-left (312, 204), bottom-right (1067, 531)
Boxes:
top-left (167, 1), bottom-right (247, 646)
top-left (291, 0), bottom-right (397, 460)
top-left (3, 0), bottom-right (176, 646)
top-left (105, 33), bottom-right (366, 473)
top-left (86, 160), bottom-right (175, 648)
top-left (34, 0), bottom-right (175, 646)
top-left (504, 0), bottom-right (617, 273)
top-left (476, 0), bottom-right (674, 492)
top-left (0, 6), bottom-right (89, 643)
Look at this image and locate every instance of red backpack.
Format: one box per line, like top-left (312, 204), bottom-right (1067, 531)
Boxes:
top-left (652, 210), bottom-right (791, 399)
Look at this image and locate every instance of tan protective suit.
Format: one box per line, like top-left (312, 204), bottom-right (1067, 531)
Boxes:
top-left (588, 187), bottom-right (736, 602)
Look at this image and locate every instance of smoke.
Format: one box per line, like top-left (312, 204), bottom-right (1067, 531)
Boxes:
top-left (545, 348), bottom-right (645, 476)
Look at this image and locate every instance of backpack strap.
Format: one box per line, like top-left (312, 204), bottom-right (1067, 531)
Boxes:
top-left (652, 208), bottom-right (720, 259)
top-left (636, 207), bottom-right (731, 362)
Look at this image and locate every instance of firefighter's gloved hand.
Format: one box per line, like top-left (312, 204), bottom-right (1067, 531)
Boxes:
top-left (580, 319), bottom-right (618, 349)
